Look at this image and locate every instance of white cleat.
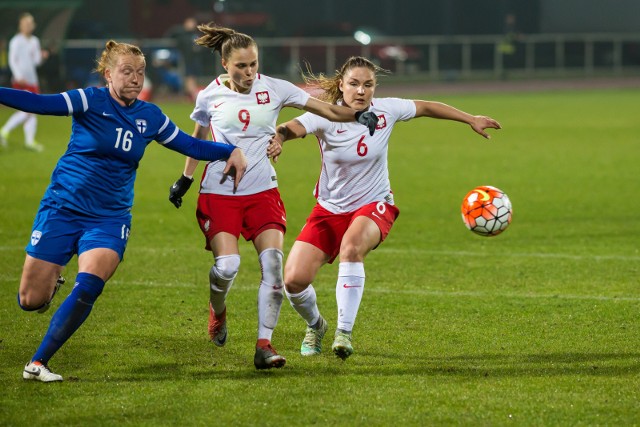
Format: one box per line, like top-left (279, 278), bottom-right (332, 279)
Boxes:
top-left (23, 361), bottom-right (63, 382)
top-left (332, 331), bottom-right (354, 360)
top-left (0, 129), bottom-right (8, 148)
top-left (25, 141), bottom-right (44, 152)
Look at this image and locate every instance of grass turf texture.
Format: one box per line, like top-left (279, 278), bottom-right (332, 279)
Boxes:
top-left (1, 87), bottom-right (638, 425)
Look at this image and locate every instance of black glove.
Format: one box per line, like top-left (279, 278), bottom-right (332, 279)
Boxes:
top-left (355, 111), bottom-right (379, 136)
top-left (169, 174), bottom-right (194, 208)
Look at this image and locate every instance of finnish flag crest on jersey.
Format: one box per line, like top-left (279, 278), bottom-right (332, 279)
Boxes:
top-left (31, 230), bottom-right (42, 246)
top-left (135, 119), bottom-right (147, 134)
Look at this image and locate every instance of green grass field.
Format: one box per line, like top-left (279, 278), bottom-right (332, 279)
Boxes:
top-left (1, 86), bottom-right (639, 426)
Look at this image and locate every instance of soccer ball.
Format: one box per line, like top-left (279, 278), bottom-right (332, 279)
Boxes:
top-left (461, 185), bottom-right (512, 236)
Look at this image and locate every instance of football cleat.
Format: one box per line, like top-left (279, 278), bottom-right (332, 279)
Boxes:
top-left (332, 331), bottom-right (354, 360)
top-left (37, 275), bottom-right (66, 314)
top-left (25, 141), bottom-right (44, 152)
top-left (254, 342), bottom-right (286, 370)
top-left (23, 361), bottom-right (63, 382)
top-left (300, 316), bottom-right (328, 356)
top-left (0, 129), bottom-right (8, 148)
top-left (208, 304), bottom-right (227, 346)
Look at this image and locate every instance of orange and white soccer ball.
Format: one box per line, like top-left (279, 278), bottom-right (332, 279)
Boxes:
top-left (461, 185), bottom-right (512, 236)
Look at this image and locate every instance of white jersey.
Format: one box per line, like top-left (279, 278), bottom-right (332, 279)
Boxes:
top-left (191, 73), bottom-right (310, 196)
top-left (8, 33), bottom-right (43, 86)
top-left (296, 97), bottom-right (416, 214)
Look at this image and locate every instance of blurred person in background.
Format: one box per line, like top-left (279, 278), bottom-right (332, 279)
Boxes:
top-left (167, 23), bottom-right (378, 370)
top-left (1, 13), bottom-right (48, 152)
top-left (499, 12), bottom-right (522, 80)
top-left (273, 56), bottom-right (501, 360)
top-left (1, 40), bottom-right (247, 382)
top-left (169, 17), bottom-right (203, 101)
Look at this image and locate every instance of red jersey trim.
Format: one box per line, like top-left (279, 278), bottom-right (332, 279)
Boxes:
top-left (209, 123), bottom-right (217, 142)
top-left (314, 135), bottom-right (324, 200)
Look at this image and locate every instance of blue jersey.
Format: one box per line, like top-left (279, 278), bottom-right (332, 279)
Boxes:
top-left (0, 85), bottom-right (235, 217)
top-left (43, 87), bottom-right (181, 217)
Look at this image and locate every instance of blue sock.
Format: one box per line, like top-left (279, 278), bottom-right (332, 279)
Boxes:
top-left (31, 272), bottom-right (105, 365)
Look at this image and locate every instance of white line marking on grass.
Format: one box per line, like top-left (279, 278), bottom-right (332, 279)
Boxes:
top-left (369, 288), bottom-right (640, 302)
top-left (108, 280), bottom-right (640, 302)
top-left (378, 248), bottom-right (640, 262)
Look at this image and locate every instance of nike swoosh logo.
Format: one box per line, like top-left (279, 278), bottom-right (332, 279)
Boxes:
top-left (214, 102), bottom-right (225, 108)
top-left (102, 112), bottom-right (112, 117)
top-left (337, 130), bottom-right (347, 134)
top-left (25, 367), bottom-right (41, 376)
top-left (343, 284), bottom-right (362, 288)
top-left (475, 189), bottom-right (491, 201)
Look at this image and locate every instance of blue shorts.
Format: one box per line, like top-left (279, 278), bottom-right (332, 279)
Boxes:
top-left (26, 204), bottom-right (132, 266)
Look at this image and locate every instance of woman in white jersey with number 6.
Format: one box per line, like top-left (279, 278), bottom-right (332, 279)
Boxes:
top-left (273, 56), bottom-right (501, 360)
top-left (167, 25), bottom-right (378, 370)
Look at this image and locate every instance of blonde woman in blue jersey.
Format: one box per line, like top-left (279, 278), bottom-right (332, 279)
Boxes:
top-left (0, 40), bottom-right (247, 382)
top-left (168, 23), bottom-right (379, 370)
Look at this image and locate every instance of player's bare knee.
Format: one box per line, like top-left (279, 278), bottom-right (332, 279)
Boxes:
top-left (284, 263), bottom-right (313, 293)
top-left (338, 243), bottom-right (365, 262)
top-left (17, 290), bottom-right (46, 310)
top-left (284, 281), bottom-right (309, 295)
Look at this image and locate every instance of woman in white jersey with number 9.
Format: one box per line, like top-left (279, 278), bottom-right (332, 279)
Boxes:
top-left (167, 24), bottom-right (378, 370)
top-left (274, 56), bottom-right (501, 360)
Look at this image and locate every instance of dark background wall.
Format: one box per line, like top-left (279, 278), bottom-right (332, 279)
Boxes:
top-left (1, 0), bottom-right (638, 41)
top-left (87, 0), bottom-right (639, 38)
top-left (1, 0), bottom-right (638, 91)
top-left (540, 0), bottom-right (640, 33)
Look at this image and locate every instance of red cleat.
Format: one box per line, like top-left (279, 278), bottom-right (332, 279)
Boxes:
top-left (254, 340), bottom-right (286, 370)
top-left (208, 304), bottom-right (227, 347)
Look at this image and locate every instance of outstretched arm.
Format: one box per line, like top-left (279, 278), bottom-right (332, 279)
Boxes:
top-left (0, 87), bottom-right (70, 116)
top-left (303, 97), bottom-right (378, 136)
top-left (163, 129), bottom-right (235, 162)
top-left (167, 123), bottom-right (247, 207)
top-left (414, 100), bottom-right (501, 139)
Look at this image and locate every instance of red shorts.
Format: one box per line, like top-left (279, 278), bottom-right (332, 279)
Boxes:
top-left (196, 188), bottom-right (286, 250)
top-left (296, 201), bottom-right (400, 263)
top-left (12, 81), bottom-right (39, 94)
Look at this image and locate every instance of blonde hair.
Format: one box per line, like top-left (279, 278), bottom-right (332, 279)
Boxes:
top-left (303, 56), bottom-right (388, 104)
top-left (195, 22), bottom-right (256, 61)
top-left (95, 40), bottom-right (145, 79)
